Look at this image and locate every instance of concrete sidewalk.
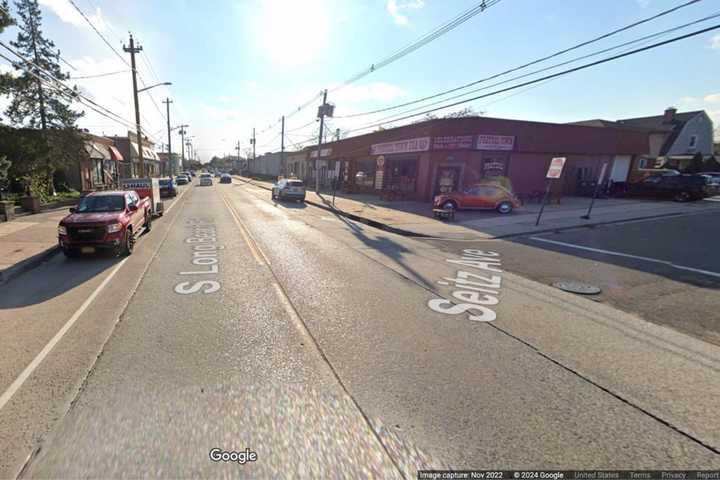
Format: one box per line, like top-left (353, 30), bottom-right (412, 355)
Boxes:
top-left (237, 175), bottom-right (720, 239)
top-left (0, 208), bottom-right (67, 283)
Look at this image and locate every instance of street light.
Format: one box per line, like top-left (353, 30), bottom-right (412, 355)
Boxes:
top-left (138, 81), bottom-right (172, 93)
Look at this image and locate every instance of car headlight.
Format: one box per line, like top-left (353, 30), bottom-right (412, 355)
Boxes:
top-left (107, 223), bottom-right (123, 233)
top-left (58, 225), bottom-right (67, 235)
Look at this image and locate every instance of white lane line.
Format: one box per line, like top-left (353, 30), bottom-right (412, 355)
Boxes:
top-left (529, 236), bottom-right (720, 279)
top-left (0, 185), bottom-right (192, 413)
top-left (0, 257), bottom-right (128, 412)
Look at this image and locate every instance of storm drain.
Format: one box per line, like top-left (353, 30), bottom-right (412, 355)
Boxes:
top-left (552, 281), bottom-right (602, 295)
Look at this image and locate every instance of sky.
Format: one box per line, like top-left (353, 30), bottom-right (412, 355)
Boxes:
top-left (0, 0), bottom-right (719, 162)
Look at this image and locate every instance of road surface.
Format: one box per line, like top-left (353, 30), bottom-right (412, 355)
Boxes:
top-left (1, 179), bottom-right (719, 478)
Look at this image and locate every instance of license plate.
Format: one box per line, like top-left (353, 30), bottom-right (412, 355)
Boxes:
top-left (81, 246), bottom-right (95, 254)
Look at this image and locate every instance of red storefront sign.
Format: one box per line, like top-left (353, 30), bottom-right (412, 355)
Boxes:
top-left (475, 135), bottom-right (515, 151)
top-left (370, 137), bottom-right (431, 155)
top-left (433, 135), bottom-right (474, 150)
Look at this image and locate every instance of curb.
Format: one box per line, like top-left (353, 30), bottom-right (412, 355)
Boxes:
top-left (234, 177), bottom-right (718, 241)
top-left (0, 245), bottom-right (60, 285)
top-left (234, 177), bottom-right (432, 237)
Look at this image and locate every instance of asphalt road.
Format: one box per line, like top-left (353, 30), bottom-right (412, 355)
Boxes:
top-left (425, 211), bottom-right (720, 346)
top-left (2, 179), bottom-right (720, 478)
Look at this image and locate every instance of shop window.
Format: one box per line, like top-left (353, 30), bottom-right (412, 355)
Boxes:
top-left (92, 159), bottom-right (104, 185)
top-left (355, 158), bottom-right (376, 188)
top-left (387, 157), bottom-right (418, 193)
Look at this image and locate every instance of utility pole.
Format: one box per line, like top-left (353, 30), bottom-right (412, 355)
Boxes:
top-left (251, 128), bottom-right (256, 166)
top-left (123, 34), bottom-right (144, 178)
top-left (235, 140), bottom-right (241, 171)
top-left (315, 89), bottom-right (328, 193)
top-left (163, 98), bottom-right (173, 176)
top-left (280, 115), bottom-right (285, 178)
top-left (178, 125), bottom-right (188, 170)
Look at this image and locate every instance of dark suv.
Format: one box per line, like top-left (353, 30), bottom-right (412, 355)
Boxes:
top-left (623, 174), bottom-right (711, 202)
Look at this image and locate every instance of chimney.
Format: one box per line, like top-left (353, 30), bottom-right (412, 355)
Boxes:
top-left (663, 107), bottom-right (677, 124)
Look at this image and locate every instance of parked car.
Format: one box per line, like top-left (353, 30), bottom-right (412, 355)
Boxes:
top-left (623, 174), bottom-right (711, 202)
top-left (272, 179), bottom-right (306, 202)
top-left (175, 175), bottom-right (189, 185)
top-left (199, 173), bottom-right (213, 186)
top-left (434, 184), bottom-right (521, 214)
top-left (158, 178), bottom-right (177, 197)
top-left (219, 173), bottom-right (232, 184)
top-left (190, 170), bottom-right (197, 177)
top-left (700, 172), bottom-right (720, 195)
top-left (58, 191), bottom-right (151, 258)
top-left (214, 171), bottom-right (222, 178)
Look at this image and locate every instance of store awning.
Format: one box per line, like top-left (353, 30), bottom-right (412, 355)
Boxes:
top-left (84, 141), bottom-right (111, 160)
top-left (109, 145), bottom-right (124, 162)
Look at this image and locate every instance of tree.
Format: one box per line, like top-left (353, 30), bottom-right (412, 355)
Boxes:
top-left (684, 153), bottom-right (704, 174)
top-left (0, 154), bottom-right (10, 199)
top-left (4, 0), bottom-right (83, 195)
top-left (703, 156), bottom-right (720, 172)
top-left (443, 107), bottom-right (483, 118)
top-left (0, 1), bottom-right (15, 100)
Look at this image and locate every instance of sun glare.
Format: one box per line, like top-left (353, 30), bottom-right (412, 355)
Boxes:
top-left (258, 0), bottom-right (329, 67)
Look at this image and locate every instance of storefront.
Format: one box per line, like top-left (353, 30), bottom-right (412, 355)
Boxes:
top-left (324, 116), bottom-right (650, 202)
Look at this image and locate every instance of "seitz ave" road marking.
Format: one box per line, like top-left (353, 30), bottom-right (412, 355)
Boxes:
top-left (428, 249), bottom-right (504, 323)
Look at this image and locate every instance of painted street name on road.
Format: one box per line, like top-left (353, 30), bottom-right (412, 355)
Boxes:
top-left (428, 249), bottom-right (504, 322)
top-left (174, 217), bottom-right (222, 295)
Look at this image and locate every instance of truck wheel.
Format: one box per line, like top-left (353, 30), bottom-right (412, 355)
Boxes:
top-left (144, 213), bottom-right (152, 232)
top-left (119, 229), bottom-right (134, 256)
top-left (673, 191), bottom-right (691, 202)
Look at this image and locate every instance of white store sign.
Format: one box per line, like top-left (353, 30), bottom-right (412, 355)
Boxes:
top-left (475, 135), bottom-right (515, 151)
top-left (370, 137), bottom-right (431, 155)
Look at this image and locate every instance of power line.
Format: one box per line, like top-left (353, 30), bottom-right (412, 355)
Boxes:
top-left (335, 0), bottom-right (705, 119)
top-left (357, 12), bottom-right (720, 127)
top-left (0, 48), bottom-right (139, 132)
top-left (330, 0), bottom-right (503, 94)
top-left (256, 1), bottom-right (504, 140)
top-left (345, 23), bottom-right (720, 134)
top-left (70, 69), bottom-right (129, 79)
top-left (66, 0), bottom-right (130, 68)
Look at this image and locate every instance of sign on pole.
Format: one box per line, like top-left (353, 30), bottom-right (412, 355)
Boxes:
top-left (581, 162), bottom-right (608, 220)
top-left (536, 157), bottom-right (567, 226)
top-left (546, 157), bottom-right (566, 179)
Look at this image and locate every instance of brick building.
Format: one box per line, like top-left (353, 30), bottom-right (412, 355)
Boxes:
top-left (309, 116), bottom-right (650, 202)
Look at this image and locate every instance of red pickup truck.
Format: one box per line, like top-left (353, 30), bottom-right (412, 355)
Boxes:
top-left (58, 190), bottom-right (152, 257)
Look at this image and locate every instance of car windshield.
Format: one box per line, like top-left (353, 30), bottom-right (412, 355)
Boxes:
top-left (76, 195), bottom-right (125, 213)
top-left (159, 179), bottom-right (171, 186)
top-left (288, 180), bottom-right (304, 187)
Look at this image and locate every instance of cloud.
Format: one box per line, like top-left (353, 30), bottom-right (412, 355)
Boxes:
top-left (711, 34), bottom-right (720, 50)
top-left (704, 93), bottom-right (720, 103)
top-left (68, 55), bottom-right (172, 143)
top-left (39, 0), bottom-right (107, 32)
top-left (679, 96), bottom-right (697, 104)
top-left (636, 0), bottom-right (651, 7)
top-left (386, 0), bottom-right (424, 26)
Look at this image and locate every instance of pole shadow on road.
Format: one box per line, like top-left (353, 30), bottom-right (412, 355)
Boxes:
top-left (325, 206), bottom-right (434, 291)
top-left (0, 253), bottom-right (123, 309)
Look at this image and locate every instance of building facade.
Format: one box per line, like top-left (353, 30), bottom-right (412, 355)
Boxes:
top-left (247, 151), bottom-right (282, 178)
top-left (315, 116), bottom-right (649, 202)
top-left (110, 132), bottom-right (161, 178)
